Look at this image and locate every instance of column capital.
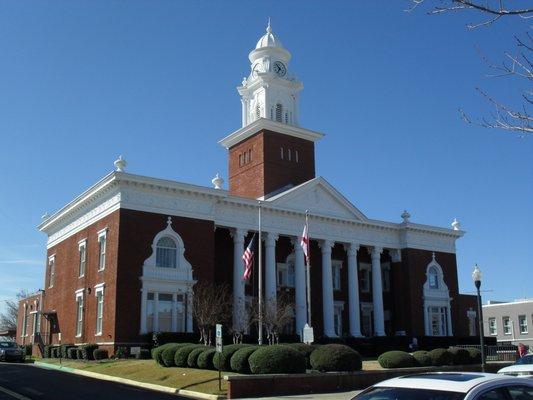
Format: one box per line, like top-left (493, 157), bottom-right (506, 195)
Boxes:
top-left (367, 246), bottom-right (383, 258)
top-left (344, 242), bottom-right (360, 257)
top-left (389, 248), bottom-right (402, 263)
top-left (264, 232), bottom-right (279, 246)
top-left (319, 239), bottom-right (334, 251)
top-left (230, 227), bottom-right (247, 242)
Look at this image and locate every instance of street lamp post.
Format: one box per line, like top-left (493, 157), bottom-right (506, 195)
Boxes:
top-left (472, 265), bottom-right (486, 372)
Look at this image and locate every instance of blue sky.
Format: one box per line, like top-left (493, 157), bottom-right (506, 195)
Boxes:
top-left (0, 1), bottom-right (531, 315)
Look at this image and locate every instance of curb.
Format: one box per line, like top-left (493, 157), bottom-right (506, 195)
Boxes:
top-left (33, 361), bottom-right (226, 400)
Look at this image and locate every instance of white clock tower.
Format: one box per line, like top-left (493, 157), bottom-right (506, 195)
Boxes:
top-left (238, 21), bottom-right (303, 127)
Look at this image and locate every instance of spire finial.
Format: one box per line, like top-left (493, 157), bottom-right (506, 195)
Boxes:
top-left (266, 17), bottom-right (272, 34)
top-left (167, 216), bottom-right (172, 227)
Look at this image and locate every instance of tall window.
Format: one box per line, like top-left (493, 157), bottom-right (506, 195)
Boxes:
top-left (21, 304), bottom-right (28, 337)
top-left (334, 304), bottom-right (343, 336)
top-left (78, 241), bottom-right (86, 278)
top-left (156, 237), bottom-right (177, 268)
top-left (146, 293), bottom-right (155, 332)
top-left (428, 267), bottom-right (439, 289)
top-left (503, 316), bottom-right (511, 335)
top-left (382, 263), bottom-right (391, 292)
top-left (158, 293), bottom-right (173, 332)
top-left (98, 231), bottom-right (107, 271)
top-left (96, 288), bottom-right (104, 335)
top-left (359, 264), bottom-right (370, 293)
top-left (280, 147), bottom-right (284, 160)
top-left (277, 261), bottom-right (295, 288)
top-left (275, 103), bottom-right (282, 122)
top-left (519, 315), bottom-right (528, 334)
top-left (48, 256), bottom-right (55, 288)
top-left (75, 293), bottom-right (84, 337)
top-left (489, 317), bottom-right (497, 335)
top-left (332, 261), bottom-right (342, 291)
top-left (295, 150), bottom-right (299, 163)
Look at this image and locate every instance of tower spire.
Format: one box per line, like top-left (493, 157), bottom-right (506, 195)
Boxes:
top-left (267, 17), bottom-right (272, 34)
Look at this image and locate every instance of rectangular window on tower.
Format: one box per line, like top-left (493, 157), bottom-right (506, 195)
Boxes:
top-left (97, 229), bottom-right (107, 271)
top-left (295, 150), bottom-right (299, 163)
top-left (280, 147), bottom-right (284, 160)
top-left (78, 240), bottom-right (87, 278)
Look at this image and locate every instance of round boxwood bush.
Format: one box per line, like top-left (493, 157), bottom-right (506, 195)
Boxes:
top-left (152, 343), bottom-right (174, 365)
top-left (230, 346), bottom-right (258, 374)
top-left (67, 347), bottom-right (78, 360)
top-left (412, 350), bottom-right (432, 367)
top-left (466, 347), bottom-right (481, 364)
top-left (161, 344), bottom-right (184, 367)
top-left (174, 344), bottom-right (205, 367)
top-left (197, 348), bottom-right (217, 370)
top-left (249, 345), bottom-right (306, 374)
top-left (378, 351), bottom-right (416, 369)
top-left (213, 344), bottom-right (250, 371)
top-left (449, 347), bottom-right (471, 365)
top-left (310, 344), bottom-right (362, 372)
top-left (188, 347), bottom-right (211, 368)
top-left (93, 349), bottom-right (108, 360)
top-left (428, 348), bottom-right (453, 366)
top-left (286, 343), bottom-right (316, 369)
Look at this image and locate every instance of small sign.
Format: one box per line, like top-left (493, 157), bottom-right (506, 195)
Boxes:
top-left (130, 347), bottom-right (141, 356)
top-left (216, 324), bottom-right (222, 338)
top-left (216, 337), bottom-right (223, 353)
top-left (302, 324), bottom-right (314, 344)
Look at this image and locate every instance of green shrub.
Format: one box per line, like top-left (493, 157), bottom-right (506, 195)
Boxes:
top-left (80, 344), bottom-right (98, 361)
top-left (136, 349), bottom-right (151, 360)
top-left (378, 351), bottom-right (416, 368)
top-left (286, 343), bottom-right (316, 369)
top-left (44, 345), bottom-right (52, 358)
top-left (213, 344), bottom-right (250, 371)
top-left (197, 348), bottom-right (216, 370)
top-left (93, 349), bottom-right (108, 360)
top-left (161, 344), bottom-right (184, 367)
top-left (188, 347), bottom-right (209, 368)
top-left (174, 345), bottom-right (205, 367)
top-left (428, 348), bottom-right (453, 366)
top-left (67, 347), bottom-right (78, 360)
top-left (51, 347), bottom-right (60, 358)
top-left (310, 344), bottom-right (362, 372)
top-left (230, 346), bottom-right (258, 374)
top-left (466, 347), bottom-right (481, 364)
top-left (449, 347), bottom-right (470, 365)
top-left (249, 345), bottom-right (306, 374)
top-left (60, 344), bottom-right (74, 359)
top-left (152, 343), bottom-right (190, 366)
top-left (22, 344), bottom-right (32, 357)
top-left (76, 348), bottom-right (84, 360)
top-left (115, 347), bottom-right (128, 359)
top-left (412, 350), bottom-right (432, 367)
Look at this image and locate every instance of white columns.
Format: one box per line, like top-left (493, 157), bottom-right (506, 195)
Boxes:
top-left (371, 247), bottom-right (385, 336)
top-left (171, 293), bottom-right (177, 332)
top-left (321, 239), bottom-right (336, 337)
top-left (292, 237), bottom-right (307, 336)
top-left (264, 232), bottom-right (278, 306)
top-left (140, 289), bottom-right (147, 334)
top-left (186, 290), bottom-right (193, 333)
top-left (345, 243), bottom-right (362, 337)
top-left (232, 228), bottom-right (247, 331)
top-left (446, 305), bottom-right (453, 336)
top-left (153, 291), bottom-right (159, 332)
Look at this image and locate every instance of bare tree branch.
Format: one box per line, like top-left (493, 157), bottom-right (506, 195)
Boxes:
top-left (192, 282), bottom-right (231, 346)
top-left (0, 290), bottom-right (29, 332)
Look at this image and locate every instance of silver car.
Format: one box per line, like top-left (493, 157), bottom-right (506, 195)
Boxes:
top-left (0, 341), bottom-right (24, 362)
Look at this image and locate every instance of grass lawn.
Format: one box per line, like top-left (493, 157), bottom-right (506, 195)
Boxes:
top-left (38, 359), bottom-right (229, 395)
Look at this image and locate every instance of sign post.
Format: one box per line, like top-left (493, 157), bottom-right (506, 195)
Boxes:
top-left (215, 324), bottom-right (223, 391)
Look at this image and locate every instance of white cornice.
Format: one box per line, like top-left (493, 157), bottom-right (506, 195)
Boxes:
top-left (218, 118), bottom-right (324, 149)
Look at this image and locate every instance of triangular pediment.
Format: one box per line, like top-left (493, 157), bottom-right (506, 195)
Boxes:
top-left (265, 177), bottom-right (367, 221)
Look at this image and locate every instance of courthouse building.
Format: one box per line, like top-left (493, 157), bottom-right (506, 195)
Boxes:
top-left (18, 23), bottom-right (479, 352)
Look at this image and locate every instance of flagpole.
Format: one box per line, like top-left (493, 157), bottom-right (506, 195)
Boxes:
top-left (258, 201), bottom-right (263, 346)
top-left (305, 210), bottom-right (312, 327)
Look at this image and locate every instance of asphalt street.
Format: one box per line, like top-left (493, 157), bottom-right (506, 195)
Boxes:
top-left (0, 362), bottom-right (189, 400)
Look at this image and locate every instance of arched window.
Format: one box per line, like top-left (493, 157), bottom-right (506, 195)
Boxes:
top-left (275, 103), bottom-right (283, 122)
top-left (428, 266), bottom-right (438, 289)
top-left (156, 237), bottom-right (177, 268)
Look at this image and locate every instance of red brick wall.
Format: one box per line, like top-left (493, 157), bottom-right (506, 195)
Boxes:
top-left (16, 293), bottom-right (42, 346)
top-left (228, 130), bottom-right (315, 199)
top-left (43, 210), bottom-right (120, 346)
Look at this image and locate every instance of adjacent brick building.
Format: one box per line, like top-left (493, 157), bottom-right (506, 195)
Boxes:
top-left (18, 23), bottom-right (479, 355)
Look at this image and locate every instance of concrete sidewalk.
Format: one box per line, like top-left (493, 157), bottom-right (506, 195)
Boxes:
top-left (239, 390), bottom-right (360, 400)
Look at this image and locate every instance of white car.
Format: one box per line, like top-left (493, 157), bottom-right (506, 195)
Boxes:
top-left (498, 355), bottom-right (533, 378)
top-left (351, 372), bottom-right (533, 400)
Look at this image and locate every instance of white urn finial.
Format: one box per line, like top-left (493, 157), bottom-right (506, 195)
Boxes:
top-left (451, 218), bottom-right (460, 231)
top-left (401, 210), bottom-right (411, 223)
top-left (211, 173), bottom-right (224, 189)
top-left (114, 155), bottom-right (127, 172)
top-left (167, 216), bottom-right (172, 226)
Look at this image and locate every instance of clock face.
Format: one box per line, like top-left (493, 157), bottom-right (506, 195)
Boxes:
top-left (273, 61), bottom-right (287, 77)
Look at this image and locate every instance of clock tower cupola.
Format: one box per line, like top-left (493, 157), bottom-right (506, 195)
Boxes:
top-left (219, 22), bottom-right (323, 200)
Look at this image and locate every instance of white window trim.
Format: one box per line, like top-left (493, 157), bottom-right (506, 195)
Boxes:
top-left (95, 283), bottom-right (105, 336)
top-left (333, 301), bottom-right (344, 336)
top-left (488, 317), bottom-right (497, 335)
top-left (75, 290), bottom-right (84, 338)
top-left (359, 263), bottom-right (371, 293)
top-left (502, 316), bottom-right (512, 335)
top-left (518, 315), bottom-right (528, 334)
top-left (78, 239), bottom-right (87, 278)
top-left (97, 229), bottom-right (107, 272)
top-left (332, 260), bottom-right (342, 291)
top-left (48, 255), bottom-right (56, 289)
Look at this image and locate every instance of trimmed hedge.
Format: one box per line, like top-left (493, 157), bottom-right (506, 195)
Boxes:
top-left (80, 344), bottom-right (98, 361)
top-left (466, 347), bottom-right (481, 364)
top-left (161, 344), bottom-right (184, 367)
top-left (230, 346), bottom-right (258, 374)
top-left (428, 348), bottom-right (453, 366)
top-left (67, 347), bottom-right (78, 360)
top-left (286, 343), bottom-right (315, 369)
top-left (93, 349), bottom-right (108, 360)
top-left (412, 350), bottom-right (432, 367)
top-left (136, 349), bottom-right (151, 360)
top-left (310, 344), bottom-right (362, 372)
top-left (378, 351), bottom-right (416, 369)
top-left (213, 344), bottom-right (250, 371)
top-left (449, 347), bottom-right (471, 365)
top-left (115, 347), bottom-right (129, 359)
top-left (153, 343), bottom-right (191, 366)
top-left (76, 348), bottom-right (84, 360)
top-left (44, 345), bottom-right (52, 358)
top-left (174, 345), bottom-right (205, 367)
top-left (22, 344), bottom-right (32, 357)
top-left (188, 347), bottom-right (210, 368)
top-left (152, 332), bottom-right (198, 347)
top-left (197, 348), bottom-right (217, 370)
top-left (249, 345), bottom-right (306, 374)
top-left (51, 347), bottom-right (60, 358)
top-left (60, 344), bottom-right (74, 359)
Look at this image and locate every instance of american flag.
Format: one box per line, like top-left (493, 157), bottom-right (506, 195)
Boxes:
top-left (300, 220), bottom-right (309, 265)
top-left (242, 234), bottom-right (256, 281)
